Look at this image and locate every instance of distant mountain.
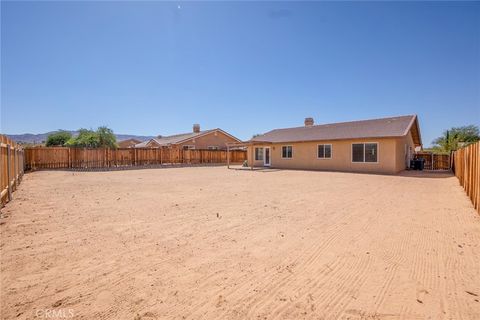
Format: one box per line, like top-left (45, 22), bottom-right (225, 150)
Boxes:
top-left (5, 131), bottom-right (155, 145)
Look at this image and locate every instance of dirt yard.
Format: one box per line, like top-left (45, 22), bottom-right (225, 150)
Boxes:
top-left (1, 167), bottom-right (479, 319)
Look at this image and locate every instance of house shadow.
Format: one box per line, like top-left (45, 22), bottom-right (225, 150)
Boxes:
top-left (395, 170), bottom-right (454, 179)
top-left (228, 166), bottom-right (283, 172)
top-left (229, 165), bottom-right (453, 178)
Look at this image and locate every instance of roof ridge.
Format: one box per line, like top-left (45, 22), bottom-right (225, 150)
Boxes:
top-left (151, 129), bottom-right (216, 143)
top-left (159, 132), bottom-right (194, 139)
top-left (268, 114), bottom-right (416, 133)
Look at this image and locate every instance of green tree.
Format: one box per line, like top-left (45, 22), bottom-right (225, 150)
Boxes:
top-left (96, 126), bottom-right (117, 148)
top-left (65, 129), bottom-right (100, 148)
top-left (46, 131), bottom-right (72, 147)
top-left (432, 125), bottom-right (479, 152)
top-left (64, 126), bottom-right (117, 148)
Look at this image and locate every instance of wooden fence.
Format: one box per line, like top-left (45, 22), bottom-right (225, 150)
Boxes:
top-left (24, 147), bottom-right (247, 170)
top-left (414, 152), bottom-right (450, 170)
top-left (452, 142), bottom-right (479, 214)
top-left (1, 135), bottom-right (25, 206)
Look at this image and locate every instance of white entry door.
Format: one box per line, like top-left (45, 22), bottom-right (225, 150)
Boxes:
top-left (264, 147), bottom-right (271, 166)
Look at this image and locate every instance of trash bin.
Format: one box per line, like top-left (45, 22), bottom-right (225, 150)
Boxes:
top-left (410, 160), bottom-right (416, 170)
top-left (411, 158), bottom-right (425, 170)
top-left (417, 158), bottom-right (425, 171)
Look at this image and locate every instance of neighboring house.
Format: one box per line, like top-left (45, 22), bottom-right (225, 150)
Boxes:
top-left (118, 138), bottom-right (142, 148)
top-left (247, 115), bottom-right (422, 174)
top-left (135, 124), bottom-right (241, 150)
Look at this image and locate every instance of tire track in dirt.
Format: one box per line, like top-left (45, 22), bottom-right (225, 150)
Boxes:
top-left (180, 195), bottom-right (368, 318)
top-left (273, 253), bottom-right (372, 320)
top-left (183, 220), bottom-right (354, 316)
top-left (3, 170), bottom-right (480, 320)
top-left (212, 195), bottom-right (386, 319)
top-left (265, 198), bottom-right (390, 319)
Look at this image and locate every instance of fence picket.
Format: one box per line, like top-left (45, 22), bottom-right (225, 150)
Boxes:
top-left (453, 142), bottom-right (480, 214)
top-left (22, 147), bottom-right (247, 171)
top-left (0, 135), bottom-right (25, 206)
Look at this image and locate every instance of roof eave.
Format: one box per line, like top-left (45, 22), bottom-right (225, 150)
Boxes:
top-left (402, 115), bottom-right (422, 147)
top-left (249, 135), bottom-right (411, 145)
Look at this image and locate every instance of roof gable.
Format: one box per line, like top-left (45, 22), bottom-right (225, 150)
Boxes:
top-left (134, 128), bottom-right (241, 147)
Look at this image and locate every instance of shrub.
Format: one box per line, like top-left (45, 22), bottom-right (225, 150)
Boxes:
top-left (46, 131), bottom-right (72, 147)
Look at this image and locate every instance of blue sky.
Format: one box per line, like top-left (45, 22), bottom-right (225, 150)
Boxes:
top-left (1, 1), bottom-right (479, 146)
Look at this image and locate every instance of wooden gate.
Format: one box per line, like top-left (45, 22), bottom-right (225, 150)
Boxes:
top-left (414, 152), bottom-right (450, 171)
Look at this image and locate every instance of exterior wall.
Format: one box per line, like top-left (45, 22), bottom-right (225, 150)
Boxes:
top-left (250, 146), bottom-right (267, 167)
top-left (248, 137), bottom-right (406, 174)
top-left (394, 131), bottom-right (416, 172)
top-left (176, 130), bottom-right (239, 150)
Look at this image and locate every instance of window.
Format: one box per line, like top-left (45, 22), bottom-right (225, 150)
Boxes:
top-left (352, 143), bottom-right (378, 163)
top-left (352, 144), bottom-right (364, 162)
top-left (364, 143), bottom-right (377, 162)
top-left (255, 147), bottom-right (263, 161)
top-left (183, 145), bottom-right (195, 150)
top-left (282, 146), bottom-right (293, 158)
top-left (317, 144), bottom-right (332, 159)
top-left (207, 146), bottom-right (219, 150)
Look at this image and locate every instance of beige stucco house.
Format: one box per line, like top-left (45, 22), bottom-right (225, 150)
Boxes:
top-left (135, 124), bottom-right (241, 150)
top-left (246, 115), bottom-right (422, 174)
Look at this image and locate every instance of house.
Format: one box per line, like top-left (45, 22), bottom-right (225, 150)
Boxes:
top-left (246, 115), bottom-right (422, 174)
top-left (135, 124), bottom-right (241, 150)
top-left (117, 138), bottom-right (142, 148)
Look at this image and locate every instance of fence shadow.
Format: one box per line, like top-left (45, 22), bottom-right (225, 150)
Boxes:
top-left (26, 162), bottom-right (241, 173)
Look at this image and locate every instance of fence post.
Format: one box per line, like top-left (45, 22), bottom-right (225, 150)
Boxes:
top-left (13, 148), bottom-right (17, 190)
top-left (227, 145), bottom-right (230, 169)
top-left (6, 145), bottom-right (12, 202)
top-left (21, 150), bottom-right (24, 177)
top-left (105, 148), bottom-right (111, 168)
top-left (0, 143), bottom-right (3, 198)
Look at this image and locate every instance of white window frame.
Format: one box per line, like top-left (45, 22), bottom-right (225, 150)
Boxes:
top-left (281, 145), bottom-right (293, 159)
top-left (264, 147), bottom-right (271, 166)
top-left (183, 145), bottom-right (195, 150)
top-left (207, 146), bottom-right (219, 150)
top-left (317, 144), bottom-right (332, 159)
top-left (255, 147), bottom-right (264, 161)
top-left (351, 142), bottom-right (379, 163)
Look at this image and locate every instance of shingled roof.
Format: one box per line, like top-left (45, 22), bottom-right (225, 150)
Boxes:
top-left (250, 115), bottom-right (422, 146)
top-left (135, 128), bottom-right (241, 147)
top-left (135, 129), bottom-right (216, 147)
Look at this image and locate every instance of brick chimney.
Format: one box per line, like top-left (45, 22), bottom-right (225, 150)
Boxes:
top-left (304, 117), bottom-right (314, 126)
top-left (193, 124), bottom-right (200, 133)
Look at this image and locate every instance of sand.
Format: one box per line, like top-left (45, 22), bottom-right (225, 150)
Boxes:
top-left (1, 167), bottom-right (479, 319)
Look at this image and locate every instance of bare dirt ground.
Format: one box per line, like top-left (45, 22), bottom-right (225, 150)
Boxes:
top-left (1, 167), bottom-right (480, 320)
